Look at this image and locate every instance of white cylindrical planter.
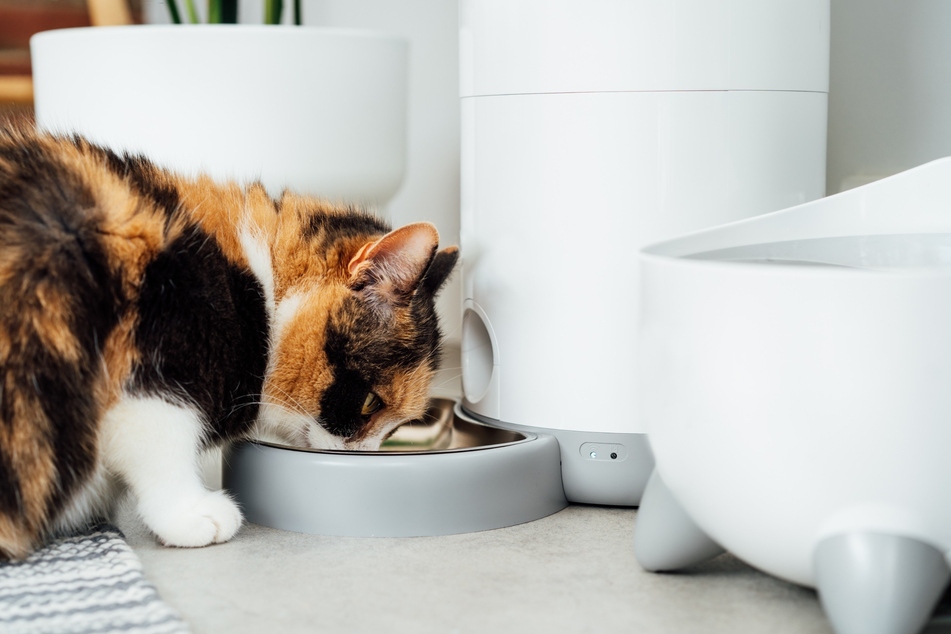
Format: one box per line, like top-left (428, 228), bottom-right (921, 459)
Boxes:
top-left (30, 25), bottom-right (407, 205)
top-left (459, 0), bottom-right (830, 505)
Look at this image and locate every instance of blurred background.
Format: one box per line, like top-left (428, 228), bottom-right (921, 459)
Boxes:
top-left (6, 0), bottom-right (951, 348)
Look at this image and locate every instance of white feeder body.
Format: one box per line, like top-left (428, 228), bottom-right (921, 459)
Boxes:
top-left (639, 157), bottom-right (951, 587)
top-left (459, 0), bottom-right (830, 504)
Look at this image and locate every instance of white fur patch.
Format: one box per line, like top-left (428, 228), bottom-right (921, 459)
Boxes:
top-left (238, 224), bottom-right (275, 318)
top-left (261, 292), bottom-right (304, 384)
top-left (100, 395), bottom-right (242, 547)
top-left (272, 293), bottom-right (303, 344)
top-left (307, 418), bottom-right (347, 450)
top-left (253, 401), bottom-right (346, 451)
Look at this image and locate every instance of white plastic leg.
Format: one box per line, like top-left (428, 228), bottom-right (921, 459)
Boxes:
top-left (633, 469), bottom-right (724, 572)
top-left (814, 532), bottom-right (951, 634)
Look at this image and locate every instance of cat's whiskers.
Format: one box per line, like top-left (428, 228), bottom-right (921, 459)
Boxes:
top-left (430, 373), bottom-right (463, 391)
top-left (441, 320), bottom-right (462, 341)
top-left (407, 346), bottom-right (442, 380)
top-left (262, 382), bottom-right (311, 418)
top-left (251, 400), bottom-right (313, 447)
top-left (222, 394), bottom-right (272, 418)
top-left (253, 381), bottom-right (338, 447)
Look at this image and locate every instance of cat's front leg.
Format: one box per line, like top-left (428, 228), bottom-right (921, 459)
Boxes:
top-left (100, 396), bottom-right (242, 547)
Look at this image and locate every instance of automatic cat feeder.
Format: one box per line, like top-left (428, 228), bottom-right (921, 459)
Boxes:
top-left (633, 160), bottom-right (951, 634)
top-left (459, 0), bottom-right (829, 505)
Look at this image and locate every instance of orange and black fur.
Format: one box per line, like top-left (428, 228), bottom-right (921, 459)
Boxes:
top-left (0, 125), bottom-right (458, 559)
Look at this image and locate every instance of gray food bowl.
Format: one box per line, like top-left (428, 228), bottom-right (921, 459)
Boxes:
top-left (222, 398), bottom-right (568, 537)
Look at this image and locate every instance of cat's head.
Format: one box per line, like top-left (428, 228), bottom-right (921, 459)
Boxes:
top-left (256, 199), bottom-right (458, 451)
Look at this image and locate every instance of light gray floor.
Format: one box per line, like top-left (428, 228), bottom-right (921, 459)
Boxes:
top-left (117, 502), bottom-right (834, 634)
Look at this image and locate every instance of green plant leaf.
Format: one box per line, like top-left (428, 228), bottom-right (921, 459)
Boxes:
top-left (264, 0), bottom-right (283, 24)
top-left (209, 0), bottom-right (237, 23)
top-left (221, 0), bottom-right (238, 23)
top-left (294, 0), bottom-right (301, 25)
top-left (165, 0), bottom-right (182, 23)
top-left (184, 0), bottom-right (200, 23)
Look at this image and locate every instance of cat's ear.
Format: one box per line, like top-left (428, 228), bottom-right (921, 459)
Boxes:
top-left (347, 222), bottom-right (439, 297)
top-left (420, 246), bottom-right (459, 297)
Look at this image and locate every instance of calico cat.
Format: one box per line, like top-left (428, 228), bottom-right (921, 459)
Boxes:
top-left (0, 125), bottom-right (458, 559)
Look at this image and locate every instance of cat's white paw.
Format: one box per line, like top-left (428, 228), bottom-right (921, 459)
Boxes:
top-left (149, 490), bottom-right (243, 548)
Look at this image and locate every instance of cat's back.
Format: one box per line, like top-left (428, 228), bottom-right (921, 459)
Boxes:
top-left (0, 125), bottom-right (179, 370)
top-left (0, 124), bottom-right (180, 267)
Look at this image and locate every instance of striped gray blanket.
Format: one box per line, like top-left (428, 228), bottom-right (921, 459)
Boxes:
top-left (0, 523), bottom-right (188, 634)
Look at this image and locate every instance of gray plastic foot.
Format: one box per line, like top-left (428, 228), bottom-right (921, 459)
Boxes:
top-left (814, 532), bottom-right (951, 634)
top-left (633, 469), bottom-right (724, 572)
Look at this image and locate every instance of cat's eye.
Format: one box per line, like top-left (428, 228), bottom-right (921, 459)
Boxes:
top-left (361, 392), bottom-right (383, 416)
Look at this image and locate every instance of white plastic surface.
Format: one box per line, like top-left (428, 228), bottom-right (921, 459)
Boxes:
top-left (460, 300), bottom-right (500, 418)
top-left (461, 90), bottom-right (827, 433)
top-left (639, 157), bottom-right (951, 586)
top-left (30, 26), bottom-right (407, 204)
top-left (460, 0), bottom-right (829, 96)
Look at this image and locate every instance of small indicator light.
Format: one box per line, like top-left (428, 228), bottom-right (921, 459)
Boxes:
top-left (610, 452), bottom-right (618, 460)
top-left (589, 451), bottom-right (598, 459)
